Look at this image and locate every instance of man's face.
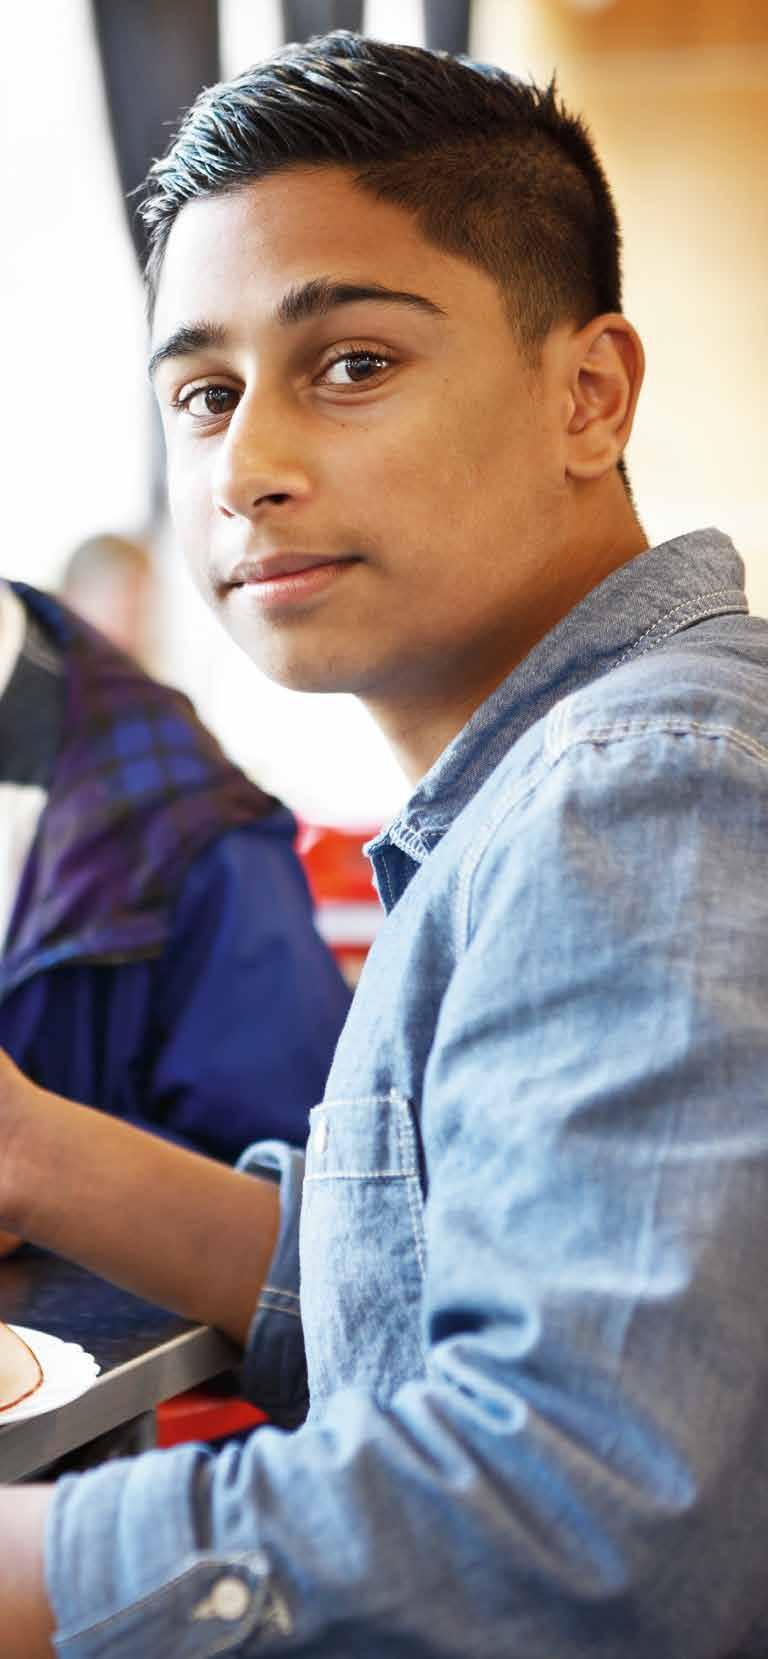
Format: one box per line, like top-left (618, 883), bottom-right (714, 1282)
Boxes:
top-left (151, 167), bottom-right (570, 726)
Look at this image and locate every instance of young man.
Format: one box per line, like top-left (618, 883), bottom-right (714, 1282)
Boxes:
top-left (2, 30), bottom-right (768, 1657)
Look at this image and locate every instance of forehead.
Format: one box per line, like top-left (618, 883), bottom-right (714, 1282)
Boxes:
top-left (151, 166), bottom-right (495, 341)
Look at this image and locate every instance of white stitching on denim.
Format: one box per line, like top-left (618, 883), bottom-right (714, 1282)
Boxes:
top-left (543, 694), bottom-right (570, 763)
top-left (613, 587), bottom-right (745, 667)
top-left (405, 1171), bottom-right (426, 1278)
top-left (458, 715), bottom-right (768, 948)
top-left (322, 1094), bottom-right (397, 1109)
top-left (376, 852), bottom-right (396, 910)
top-left (396, 1101), bottom-right (427, 1279)
top-left (559, 718), bottom-right (768, 769)
top-left (306, 1091), bottom-right (421, 1177)
top-left (260, 1284), bottom-right (300, 1304)
top-left (618, 614), bottom-right (735, 664)
top-left (304, 1169), bottom-right (418, 1181)
top-left (389, 819), bottom-right (431, 861)
top-left (258, 1294), bottom-right (300, 1315)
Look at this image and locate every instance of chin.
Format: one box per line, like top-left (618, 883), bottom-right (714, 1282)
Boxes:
top-left (225, 625), bottom-right (356, 694)
top-left (268, 660), bottom-right (363, 695)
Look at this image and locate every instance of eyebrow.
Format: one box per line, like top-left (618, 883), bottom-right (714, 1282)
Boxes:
top-left (148, 322), bottom-right (227, 382)
top-left (275, 277), bottom-right (447, 326)
top-left (148, 278), bottom-right (446, 379)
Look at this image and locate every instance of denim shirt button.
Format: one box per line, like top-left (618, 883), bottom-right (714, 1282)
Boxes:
top-left (208, 1576), bottom-right (252, 1621)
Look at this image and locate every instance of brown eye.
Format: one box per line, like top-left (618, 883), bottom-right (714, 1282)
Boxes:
top-left (323, 352), bottom-right (390, 386)
top-left (181, 385), bottom-right (239, 419)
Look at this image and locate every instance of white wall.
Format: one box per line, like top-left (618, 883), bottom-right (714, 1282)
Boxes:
top-left (0, 0), bottom-right (151, 588)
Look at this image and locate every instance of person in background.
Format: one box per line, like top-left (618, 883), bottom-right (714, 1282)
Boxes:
top-left (0, 576), bottom-right (349, 1210)
top-left (59, 532), bottom-right (154, 665)
top-left (2, 30), bottom-right (768, 1658)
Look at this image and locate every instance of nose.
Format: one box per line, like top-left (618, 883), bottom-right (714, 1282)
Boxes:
top-left (212, 392), bottom-right (312, 520)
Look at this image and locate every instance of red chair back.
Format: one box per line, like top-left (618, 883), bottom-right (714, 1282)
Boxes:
top-left (297, 822), bottom-right (382, 985)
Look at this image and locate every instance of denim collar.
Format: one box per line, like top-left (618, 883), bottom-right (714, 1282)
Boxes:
top-left (367, 528), bottom-right (747, 907)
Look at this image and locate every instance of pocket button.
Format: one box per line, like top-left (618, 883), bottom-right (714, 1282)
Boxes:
top-left (210, 1577), bottom-right (251, 1621)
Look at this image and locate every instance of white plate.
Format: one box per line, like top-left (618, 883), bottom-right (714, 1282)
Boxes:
top-left (0, 1325), bottom-right (100, 1426)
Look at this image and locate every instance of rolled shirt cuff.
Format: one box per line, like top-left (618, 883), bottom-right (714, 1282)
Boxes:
top-left (237, 1138), bottom-right (307, 1426)
top-left (46, 1445), bottom-right (274, 1656)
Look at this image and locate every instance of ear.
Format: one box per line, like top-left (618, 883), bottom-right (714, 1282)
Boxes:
top-left (564, 314), bottom-right (645, 482)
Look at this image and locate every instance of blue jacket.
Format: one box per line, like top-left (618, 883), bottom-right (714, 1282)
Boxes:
top-left (0, 586), bottom-right (350, 1159)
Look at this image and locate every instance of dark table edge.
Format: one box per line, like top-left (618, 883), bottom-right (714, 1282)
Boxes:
top-left (0, 1324), bottom-right (240, 1482)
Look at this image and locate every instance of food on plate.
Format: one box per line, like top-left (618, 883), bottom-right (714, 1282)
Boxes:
top-left (0, 1320), bottom-right (43, 1412)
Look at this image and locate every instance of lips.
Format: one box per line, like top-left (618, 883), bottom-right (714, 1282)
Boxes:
top-left (224, 552), bottom-right (356, 589)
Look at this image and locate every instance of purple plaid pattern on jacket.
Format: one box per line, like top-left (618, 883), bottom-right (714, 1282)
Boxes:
top-left (2, 584), bottom-right (277, 997)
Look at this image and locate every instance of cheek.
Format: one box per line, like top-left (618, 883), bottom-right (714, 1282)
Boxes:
top-left (384, 407), bottom-right (528, 546)
top-left (167, 461), bottom-right (209, 576)
top-left (348, 405), bottom-right (469, 523)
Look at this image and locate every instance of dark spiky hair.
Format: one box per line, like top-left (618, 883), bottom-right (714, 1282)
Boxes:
top-left (141, 29), bottom-right (623, 359)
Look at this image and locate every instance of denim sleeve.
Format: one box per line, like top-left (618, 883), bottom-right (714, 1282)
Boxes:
top-left (45, 717), bottom-right (768, 1655)
top-left (236, 1140), bottom-right (308, 1427)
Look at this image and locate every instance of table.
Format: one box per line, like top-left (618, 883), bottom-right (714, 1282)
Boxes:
top-left (0, 1246), bottom-right (239, 1482)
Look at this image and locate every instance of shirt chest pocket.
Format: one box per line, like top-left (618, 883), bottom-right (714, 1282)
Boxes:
top-left (300, 1089), bottom-right (428, 1410)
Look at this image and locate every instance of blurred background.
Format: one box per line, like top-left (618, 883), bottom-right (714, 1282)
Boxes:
top-left (1, 0), bottom-right (766, 826)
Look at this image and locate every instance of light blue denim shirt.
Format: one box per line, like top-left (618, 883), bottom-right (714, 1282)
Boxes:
top-left (47, 529), bottom-right (768, 1656)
